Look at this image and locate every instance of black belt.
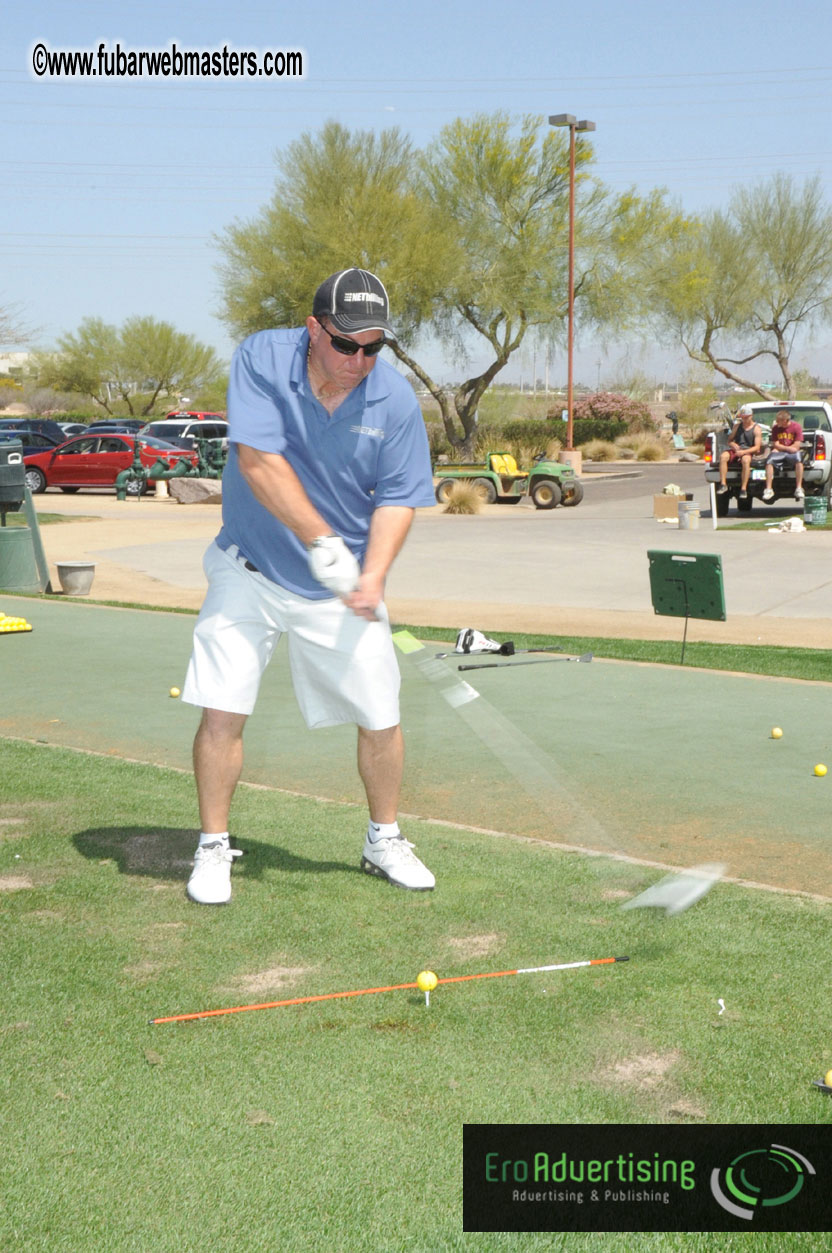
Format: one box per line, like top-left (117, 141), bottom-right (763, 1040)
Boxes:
top-left (234, 548), bottom-right (258, 573)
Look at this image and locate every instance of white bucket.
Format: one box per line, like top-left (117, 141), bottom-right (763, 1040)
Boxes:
top-left (56, 561), bottom-right (96, 595)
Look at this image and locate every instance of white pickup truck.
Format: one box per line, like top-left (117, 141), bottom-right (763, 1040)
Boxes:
top-left (704, 400), bottom-right (832, 517)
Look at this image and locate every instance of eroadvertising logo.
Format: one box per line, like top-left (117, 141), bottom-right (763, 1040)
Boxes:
top-left (710, 1143), bottom-right (816, 1220)
top-left (462, 1125), bottom-right (832, 1233)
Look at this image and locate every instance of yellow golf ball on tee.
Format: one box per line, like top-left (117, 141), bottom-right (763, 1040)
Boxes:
top-left (417, 970), bottom-right (438, 992)
top-left (814, 764), bottom-right (827, 777)
top-left (770, 727), bottom-right (783, 739)
top-left (169, 687), bottom-right (181, 698)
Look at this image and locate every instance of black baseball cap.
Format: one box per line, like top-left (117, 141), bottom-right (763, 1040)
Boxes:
top-left (313, 268), bottom-right (395, 337)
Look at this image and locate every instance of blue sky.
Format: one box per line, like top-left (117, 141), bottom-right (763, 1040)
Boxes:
top-left (4, 0), bottom-right (832, 386)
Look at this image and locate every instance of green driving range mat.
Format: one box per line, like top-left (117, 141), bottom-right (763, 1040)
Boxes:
top-left (2, 595), bottom-right (831, 895)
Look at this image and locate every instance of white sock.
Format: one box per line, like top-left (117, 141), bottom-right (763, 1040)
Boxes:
top-left (199, 831), bottom-right (229, 847)
top-left (368, 820), bottom-right (400, 843)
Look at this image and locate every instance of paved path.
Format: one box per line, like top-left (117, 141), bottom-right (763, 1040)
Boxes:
top-left (12, 463), bottom-right (832, 646)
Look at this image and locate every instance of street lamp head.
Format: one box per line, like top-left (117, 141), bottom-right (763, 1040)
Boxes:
top-left (548, 114), bottom-right (576, 127)
top-left (576, 120), bottom-right (596, 132)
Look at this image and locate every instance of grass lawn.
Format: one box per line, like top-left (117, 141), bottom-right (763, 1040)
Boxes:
top-left (1, 739), bottom-right (829, 1251)
top-left (3, 511), bottom-right (98, 527)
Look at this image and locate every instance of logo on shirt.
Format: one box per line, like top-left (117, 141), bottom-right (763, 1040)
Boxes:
top-left (350, 424), bottom-right (385, 439)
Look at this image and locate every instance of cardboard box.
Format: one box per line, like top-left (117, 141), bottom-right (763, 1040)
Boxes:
top-left (653, 494), bottom-right (681, 519)
top-left (653, 492), bottom-right (694, 519)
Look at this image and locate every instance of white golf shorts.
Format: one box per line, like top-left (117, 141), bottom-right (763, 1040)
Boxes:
top-left (181, 541), bottom-right (401, 730)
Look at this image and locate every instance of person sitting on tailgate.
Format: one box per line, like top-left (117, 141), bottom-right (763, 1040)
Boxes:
top-left (762, 409), bottom-right (805, 503)
top-left (716, 406), bottom-right (763, 500)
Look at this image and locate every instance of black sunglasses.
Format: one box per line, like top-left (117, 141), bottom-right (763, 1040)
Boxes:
top-left (315, 318), bottom-right (386, 357)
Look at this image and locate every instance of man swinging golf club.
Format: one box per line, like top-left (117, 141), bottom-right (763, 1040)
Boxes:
top-left (180, 269), bottom-right (437, 904)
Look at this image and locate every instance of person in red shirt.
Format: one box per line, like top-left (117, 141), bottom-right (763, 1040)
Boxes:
top-left (762, 410), bottom-right (804, 502)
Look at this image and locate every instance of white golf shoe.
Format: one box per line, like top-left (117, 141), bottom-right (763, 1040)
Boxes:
top-left (361, 832), bottom-right (435, 891)
top-left (187, 840), bottom-right (243, 905)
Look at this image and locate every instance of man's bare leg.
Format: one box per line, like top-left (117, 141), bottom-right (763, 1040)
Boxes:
top-left (194, 708), bottom-right (247, 833)
top-left (357, 723), bottom-right (434, 889)
top-left (357, 724), bottom-right (403, 823)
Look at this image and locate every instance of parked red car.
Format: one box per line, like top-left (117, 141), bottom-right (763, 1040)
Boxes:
top-left (22, 433), bottom-right (197, 495)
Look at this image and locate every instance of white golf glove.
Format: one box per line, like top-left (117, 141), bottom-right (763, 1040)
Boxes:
top-left (307, 534), bottom-right (360, 596)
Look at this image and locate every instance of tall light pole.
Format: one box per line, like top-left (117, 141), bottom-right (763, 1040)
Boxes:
top-left (549, 114), bottom-right (595, 463)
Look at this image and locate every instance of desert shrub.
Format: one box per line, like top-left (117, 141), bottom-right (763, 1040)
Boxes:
top-left (580, 439), bottom-right (619, 462)
top-left (424, 421), bottom-right (562, 466)
top-left (501, 419), bottom-right (558, 447)
top-left (503, 417), bottom-right (628, 446)
top-left (442, 481), bottom-right (484, 514)
top-left (0, 377), bottom-right (23, 406)
top-left (424, 422), bottom-right (450, 458)
top-left (626, 435), bottom-right (668, 461)
top-left (22, 386), bottom-right (80, 415)
top-left (616, 438), bottom-right (671, 463)
top-left (569, 391), bottom-right (655, 432)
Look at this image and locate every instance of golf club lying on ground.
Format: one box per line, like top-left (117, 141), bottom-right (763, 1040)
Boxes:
top-left (458, 652), bottom-right (593, 672)
top-left (434, 646), bottom-right (568, 659)
top-left (150, 955), bottom-right (630, 1024)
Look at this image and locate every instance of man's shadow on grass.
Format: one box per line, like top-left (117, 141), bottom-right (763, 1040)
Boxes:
top-left (72, 827), bottom-right (355, 884)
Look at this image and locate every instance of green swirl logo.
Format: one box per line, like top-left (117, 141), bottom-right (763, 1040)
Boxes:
top-left (710, 1144), bottom-right (815, 1220)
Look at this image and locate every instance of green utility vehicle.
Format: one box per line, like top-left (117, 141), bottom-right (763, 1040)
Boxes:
top-left (433, 451), bottom-right (584, 510)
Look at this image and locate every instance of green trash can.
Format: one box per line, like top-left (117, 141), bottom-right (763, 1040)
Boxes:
top-left (0, 439), bottom-right (43, 593)
top-left (0, 527), bottom-right (41, 592)
top-left (0, 438), bottom-right (25, 515)
top-left (803, 496), bottom-right (828, 526)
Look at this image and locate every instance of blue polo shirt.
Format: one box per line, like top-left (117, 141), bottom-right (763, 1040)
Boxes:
top-left (217, 327), bottom-right (436, 597)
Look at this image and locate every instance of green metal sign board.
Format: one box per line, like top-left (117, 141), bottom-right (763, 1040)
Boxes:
top-left (648, 551), bottom-right (725, 622)
top-left (647, 550), bottom-right (725, 663)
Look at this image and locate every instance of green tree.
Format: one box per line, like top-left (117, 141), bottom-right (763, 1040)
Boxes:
top-left (35, 317), bottom-right (222, 416)
top-left (216, 114), bottom-right (686, 453)
top-left (218, 121), bottom-right (451, 351)
top-left (653, 174), bottom-right (832, 401)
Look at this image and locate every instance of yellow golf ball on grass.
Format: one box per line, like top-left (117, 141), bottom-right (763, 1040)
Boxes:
top-left (169, 687), bottom-right (181, 698)
top-left (825, 1069), bottom-right (832, 1088)
top-left (416, 970), bottom-right (438, 992)
top-left (814, 764), bottom-right (827, 777)
top-left (770, 727), bottom-right (783, 739)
